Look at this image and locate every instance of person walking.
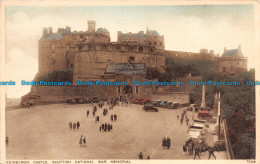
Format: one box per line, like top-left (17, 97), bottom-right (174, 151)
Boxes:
top-left (69, 121), bottom-right (72, 129)
top-left (166, 137), bottom-right (171, 149)
top-left (79, 135), bottom-right (83, 147)
top-left (77, 121), bottom-right (80, 130)
top-left (83, 137), bottom-right (86, 147)
top-left (139, 152), bottom-right (143, 159)
top-left (99, 126), bottom-right (102, 132)
top-left (162, 137), bottom-right (167, 148)
top-left (87, 110), bottom-right (89, 117)
top-left (114, 114), bottom-right (117, 122)
top-left (73, 123), bottom-right (76, 130)
top-left (111, 114), bottom-right (114, 122)
top-left (186, 118), bottom-right (189, 126)
top-left (147, 155), bottom-right (150, 159)
top-left (93, 110), bottom-right (95, 117)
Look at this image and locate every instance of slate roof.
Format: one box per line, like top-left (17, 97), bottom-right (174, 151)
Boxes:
top-left (105, 62), bottom-right (145, 75)
top-left (222, 49), bottom-right (243, 57)
top-left (40, 33), bottom-right (63, 41)
top-left (147, 30), bottom-right (159, 36)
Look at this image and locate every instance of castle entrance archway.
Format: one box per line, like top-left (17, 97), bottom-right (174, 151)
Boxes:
top-left (124, 85), bottom-right (132, 95)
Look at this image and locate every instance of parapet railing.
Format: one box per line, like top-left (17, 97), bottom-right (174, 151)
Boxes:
top-left (222, 118), bottom-right (235, 159)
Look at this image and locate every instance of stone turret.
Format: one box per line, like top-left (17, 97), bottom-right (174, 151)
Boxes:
top-left (88, 20), bottom-right (96, 32)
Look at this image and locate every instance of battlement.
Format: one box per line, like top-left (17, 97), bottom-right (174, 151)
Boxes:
top-left (74, 42), bottom-right (164, 55)
top-left (117, 29), bottom-right (165, 50)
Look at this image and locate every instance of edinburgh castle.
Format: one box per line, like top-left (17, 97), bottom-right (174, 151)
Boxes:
top-left (21, 20), bottom-right (248, 105)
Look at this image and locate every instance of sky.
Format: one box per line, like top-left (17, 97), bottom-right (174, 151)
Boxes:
top-left (4, 5), bottom-right (257, 98)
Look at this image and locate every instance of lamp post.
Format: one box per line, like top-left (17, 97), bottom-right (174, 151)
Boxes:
top-left (218, 92), bottom-right (221, 140)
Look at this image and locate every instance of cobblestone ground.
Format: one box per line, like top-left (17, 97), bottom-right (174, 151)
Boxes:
top-left (6, 103), bottom-right (227, 160)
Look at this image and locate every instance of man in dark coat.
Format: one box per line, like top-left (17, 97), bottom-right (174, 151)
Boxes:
top-left (69, 121), bottom-right (72, 129)
top-left (139, 152), bottom-right (143, 159)
top-left (166, 137), bottom-right (171, 149)
top-left (77, 121), bottom-right (80, 130)
top-left (102, 124), bottom-right (105, 130)
top-left (114, 114), bottom-right (117, 122)
top-left (111, 115), bottom-right (114, 122)
top-left (108, 124), bottom-right (111, 131)
top-left (73, 123), bottom-right (76, 130)
top-left (104, 123), bottom-right (107, 132)
top-left (99, 126), bottom-right (102, 132)
top-left (162, 137), bottom-right (167, 148)
top-left (87, 110), bottom-right (89, 117)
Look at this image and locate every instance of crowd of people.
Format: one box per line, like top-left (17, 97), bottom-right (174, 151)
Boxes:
top-left (79, 135), bottom-right (86, 147)
top-left (162, 137), bottom-right (171, 149)
top-left (69, 121), bottom-right (80, 130)
top-left (99, 123), bottom-right (113, 132)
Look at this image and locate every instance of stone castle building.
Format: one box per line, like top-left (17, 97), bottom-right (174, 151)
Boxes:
top-left (218, 45), bottom-right (248, 76)
top-left (21, 20), bottom-right (248, 104)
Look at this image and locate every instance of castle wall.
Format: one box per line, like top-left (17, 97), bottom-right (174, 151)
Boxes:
top-left (33, 85), bottom-right (189, 104)
top-left (73, 43), bottom-right (166, 83)
top-left (166, 50), bottom-right (216, 61)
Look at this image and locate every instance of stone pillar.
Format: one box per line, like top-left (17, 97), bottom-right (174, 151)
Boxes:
top-left (201, 85), bottom-right (206, 108)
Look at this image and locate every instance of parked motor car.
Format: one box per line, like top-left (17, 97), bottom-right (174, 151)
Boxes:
top-left (143, 105), bottom-right (159, 112)
top-left (168, 102), bottom-right (179, 109)
top-left (159, 101), bottom-right (168, 107)
top-left (186, 104), bottom-right (198, 112)
top-left (198, 110), bottom-right (211, 118)
top-left (67, 98), bottom-right (76, 104)
top-left (153, 100), bottom-right (162, 107)
top-left (139, 98), bottom-right (150, 105)
top-left (130, 98), bottom-right (139, 103)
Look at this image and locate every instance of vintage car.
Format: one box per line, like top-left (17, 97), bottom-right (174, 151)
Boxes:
top-left (186, 104), bottom-right (198, 112)
top-left (130, 98), bottom-right (139, 103)
top-left (153, 100), bottom-right (162, 107)
top-left (198, 110), bottom-right (211, 118)
top-left (168, 102), bottom-right (179, 109)
top-left (75, 98), bottom-right (85, 104)
top-left (159, 101), bottom-right (168, 107)
top-left (143, 105), bottom-right (159, 112)
top-left (67, 98), bottom-right (77, 104)
top-left (139, 98), bottom-right (150, 105)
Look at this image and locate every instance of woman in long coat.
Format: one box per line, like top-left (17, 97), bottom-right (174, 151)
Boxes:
top-left (79, 135), bottom-right (83, 147)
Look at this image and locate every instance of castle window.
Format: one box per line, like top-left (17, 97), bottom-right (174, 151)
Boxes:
top-left (129, 56), bottom-right (135, 62)
top-left (118, 86), bottom-right (120, 93)
top-left (136, 86), bottom-right (139, 93)
top-left (138, 46), bottom-right (143, 52)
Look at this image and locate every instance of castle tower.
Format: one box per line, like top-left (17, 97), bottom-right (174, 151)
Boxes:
top-left (88, 20), bottom-right (96, 32)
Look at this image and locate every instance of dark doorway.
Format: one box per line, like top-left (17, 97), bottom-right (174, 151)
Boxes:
top-left (124, 85), bottom-right (132, 95)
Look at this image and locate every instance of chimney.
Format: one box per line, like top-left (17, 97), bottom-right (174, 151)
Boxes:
top-left (42, 27), bottom-right (48, 37)
top-left (48, 27), bottom-right (53, 34)
top-left (224, 47), bottom-right (227, 52)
